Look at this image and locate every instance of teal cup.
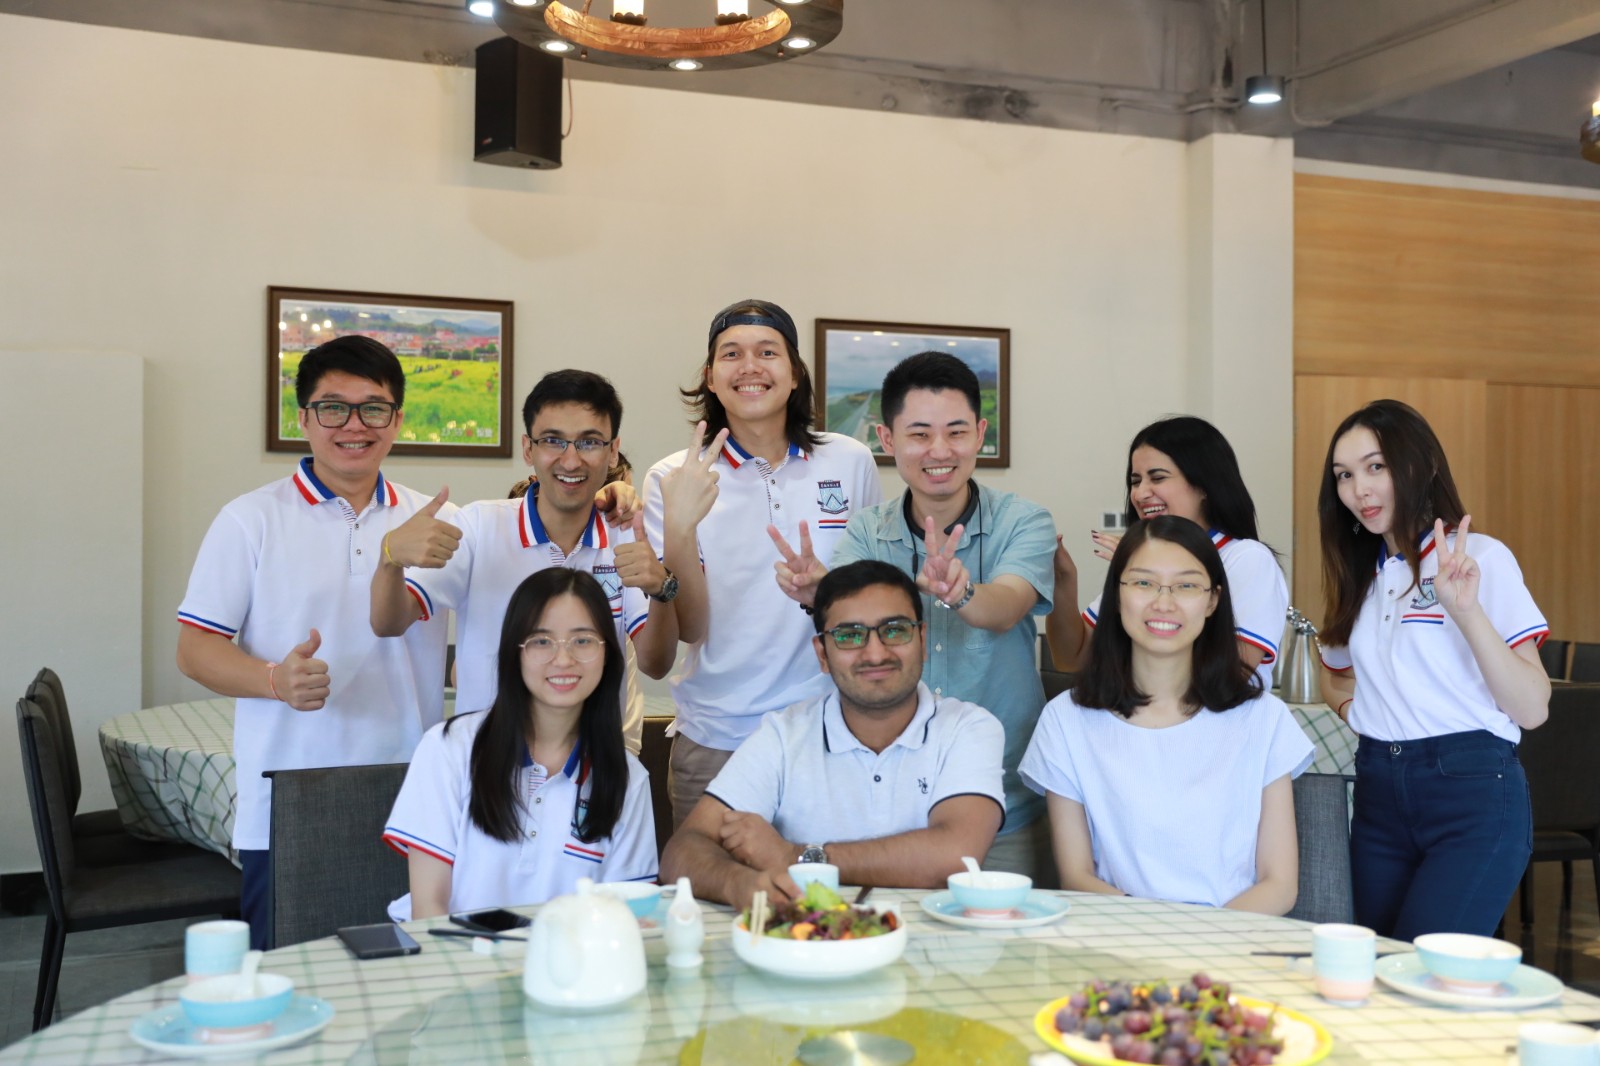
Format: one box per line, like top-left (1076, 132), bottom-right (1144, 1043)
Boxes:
top-left (184, 919), bottom-right (250, 981)
top-left (1311, 923), bottom-right (1376, 1004)
top-left (1519, 1022), bottom-right (1600, 1065)
top-left (788, 863), bottom-right (840, 892)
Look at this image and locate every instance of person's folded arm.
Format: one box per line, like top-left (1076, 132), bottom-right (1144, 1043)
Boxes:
top-left (660, 795), bottom-right (800, 909)
top-left (1046, 792), bottom-right (1123, 896)
top-left (1224, 774), bottom-right (1298, 916)
top-left (823, 794), bottom-right (1002, 889)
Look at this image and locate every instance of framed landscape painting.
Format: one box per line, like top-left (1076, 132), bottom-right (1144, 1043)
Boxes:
top-left (813, 318), bottom-right (1010, 468)
top-left (267, 286), bottom-right (514, 458)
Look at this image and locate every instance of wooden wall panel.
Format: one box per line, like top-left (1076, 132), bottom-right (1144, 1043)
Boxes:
top-left (1296, 174), bottom-right (1600, 388)
top-left (1484, 384), bottom-right (1600, 643)
top-left (1292, 375), bottom-right (1487, 629)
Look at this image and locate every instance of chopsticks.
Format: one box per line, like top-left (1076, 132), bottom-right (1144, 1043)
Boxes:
top-left (1250, 950), bottom-right (1406, 959)
top-left (750, 889), bottom-right (768, 947)
top-left (853, 885), bottom-right (874, 905)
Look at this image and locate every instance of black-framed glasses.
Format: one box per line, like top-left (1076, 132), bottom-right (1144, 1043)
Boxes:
top-left (1119, 579), bottom-right (1212, 601)
top-left (531, 435), bottom-right (613, 455)
top-left (519, 635), bottom-right (604, 663)
top-left (304, 400), bottom-right (400, 429)
top-left (821, 619), bottom-right (922, 650)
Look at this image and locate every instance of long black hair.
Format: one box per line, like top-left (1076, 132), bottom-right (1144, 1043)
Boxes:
top-left (447, 569), bottom-right (628, 844)
top-left (1124, 416), bottom-right (1261, 542)
top-left (1317, 399), bottom-right (1466, 647)
top-left (1073, 516), bottom-right (1261, 717)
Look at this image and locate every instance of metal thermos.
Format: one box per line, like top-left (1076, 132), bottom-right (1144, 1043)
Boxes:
top-left (1276, 608), bottom-right (1320, 704)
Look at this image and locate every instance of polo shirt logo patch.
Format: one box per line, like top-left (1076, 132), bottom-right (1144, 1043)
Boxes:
top-left (918, 777), bottom-right (929, 795)
top-left (592, 564), bottom-right (624, 612)
top-left (1409, 579), bottom-right (1438, 610)
top-left (816, 480), bottom-right (848, 515)
top-left (562, 842), bottom-right (605, 864)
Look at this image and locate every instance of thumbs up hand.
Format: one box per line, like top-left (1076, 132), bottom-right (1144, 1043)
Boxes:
top-left (383, 487), bottom-right (461, 569)
top-left (615, 513), bottom-right (671, 598)
top-left (276, 629), bottom-right (330, 711)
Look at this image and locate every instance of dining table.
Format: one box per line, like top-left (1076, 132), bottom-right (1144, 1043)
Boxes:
top-left (2, 887), bottom-right (1593, 1065)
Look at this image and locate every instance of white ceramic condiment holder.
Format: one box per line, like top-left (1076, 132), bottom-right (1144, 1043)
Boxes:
top-left (663, 876), bottom-right (705, 969)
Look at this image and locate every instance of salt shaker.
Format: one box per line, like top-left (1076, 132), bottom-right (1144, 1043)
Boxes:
top-left (663, 876), bottom-right (705, 969)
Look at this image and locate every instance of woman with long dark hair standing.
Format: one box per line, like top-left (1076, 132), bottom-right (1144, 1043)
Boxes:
top-left (384, 568), bottom-right (657, 919)
top-left (1318, 399), bottom-right (1549, 940)
top-left (1022, 517), bottom-right (1312, 914)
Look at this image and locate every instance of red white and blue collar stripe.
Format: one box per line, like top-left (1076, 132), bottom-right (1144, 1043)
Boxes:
top-left (292, 457), bottom-right (396, 508)
top-left (720, 436), bottom-right (807, 470)
top-left (1376, 527), bottom-right (1441, 573)
top-left (518, 482), bottom-right (609, 550)
top-left (1209, 528), bottom-right (1233, 550)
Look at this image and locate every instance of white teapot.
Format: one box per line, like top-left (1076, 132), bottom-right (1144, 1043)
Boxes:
top-left (523, 878), bottom-right (646, 1009)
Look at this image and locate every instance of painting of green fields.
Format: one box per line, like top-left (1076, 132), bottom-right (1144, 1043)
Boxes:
top-left (276, 353), bottom-right (502, 446)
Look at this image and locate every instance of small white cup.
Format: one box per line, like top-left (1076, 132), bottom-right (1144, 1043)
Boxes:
top-left (787, 862), bottom-right (840, 892)
top-left (1311, 923), bottom-right (1376, 1004)
top-left (1519, 1022), bottom-right (1600, 1066)
top-left (184, 919), bottom-right (251, 982)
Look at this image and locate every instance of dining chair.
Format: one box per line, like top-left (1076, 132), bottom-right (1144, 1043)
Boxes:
top-left (17, 696), bottom-right (241, 1031)
top-left (265, 763), bottom-right (411, 949)
top-left (28, 670), bottom-right (124, 838)
top-left (1570, 644), bottom-right (1600, 684)
top-left (1539, 639), bottom-right (1571, 681)
top-left (1516, 683), bottom-right (1600, 929)
top-left (1038, 634), bottom-right (1075, 703)
top-left (641, 715), bottom-right (673, 859)
top-left (1286, 772), bottom-right (1355, 926)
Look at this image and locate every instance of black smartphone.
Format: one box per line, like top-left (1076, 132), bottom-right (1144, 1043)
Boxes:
top-left (337, 922), bottom-right (422, 959)
top-left (450, 908), bottom-right (531, 935)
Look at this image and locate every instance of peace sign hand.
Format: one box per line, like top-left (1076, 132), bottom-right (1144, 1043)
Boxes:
top-left (660, 421), bottom-right (730, 537)
top-left (769, 521), bottom-right (825, 606)
top-left (1433, 516), bottom-right (1482, 619)
top-left (917, 518), bottom-right (970, 605)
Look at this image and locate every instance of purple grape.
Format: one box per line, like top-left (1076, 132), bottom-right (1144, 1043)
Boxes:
top-left (1083, 1019), bottom-right (1105, 1041)
top-left (1123, 1010), bottom-right (1152, 1035)
top-left (1055, 1007), bottom-right (1080, 1033)
top-left (1157, 1050), bottom-right (1186, 1066)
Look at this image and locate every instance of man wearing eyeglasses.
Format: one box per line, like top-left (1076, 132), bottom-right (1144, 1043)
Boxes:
top-left (177, 335), bottom-right (450, 949)
top-left (660, 561), bottom-right (1004, 908)
top-left (370, 369), bottom-right (691, 751)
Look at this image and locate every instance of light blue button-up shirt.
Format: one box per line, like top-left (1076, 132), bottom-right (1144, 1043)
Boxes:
top-left (832, 484), bottom-right (1055, 832)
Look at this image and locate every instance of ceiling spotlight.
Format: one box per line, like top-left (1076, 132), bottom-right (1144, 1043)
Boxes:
top-left (784, 36), bottom-right (814, 49)
top-left (539, 39), bottom-right (574, 53)
top-left (1245, 74), bottom-right (1283, 105)
top-left (466, 0), bottom-right (495, 16)
top-left (508, 0), bottom-right (541, 6)
top-left (669, 59), bottom-right (703, 71)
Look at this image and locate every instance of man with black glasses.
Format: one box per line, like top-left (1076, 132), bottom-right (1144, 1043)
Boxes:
top-left (177, 335), bottom-right (451, 949)
top-left (370, 369), bottom-right (694, 751)
top-left (660, 561), bottom-right (1004, 908)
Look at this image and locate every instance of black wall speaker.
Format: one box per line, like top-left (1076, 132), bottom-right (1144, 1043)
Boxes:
top-left (475, 36), bottom-right (563, 170)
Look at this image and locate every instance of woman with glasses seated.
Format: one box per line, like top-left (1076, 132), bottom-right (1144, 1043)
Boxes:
top-left (1317, 400), bottom-right (1549, 940)
top-left (383, 569), bottom-right (657, 920)
top-left (1020, 517), bottom-right (1312, 914)
top-left (1045, 416), bottom-right (1287, 689)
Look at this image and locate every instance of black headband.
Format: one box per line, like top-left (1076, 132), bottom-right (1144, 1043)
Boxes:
top-left (707, 300), bottom-right (799, 355)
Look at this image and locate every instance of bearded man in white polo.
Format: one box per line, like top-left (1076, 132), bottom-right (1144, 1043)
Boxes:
top-left (660, 560), bottom-right (1004, 908)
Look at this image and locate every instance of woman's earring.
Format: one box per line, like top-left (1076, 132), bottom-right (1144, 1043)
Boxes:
top-left (1352, 520), bottom-right (1361, 533)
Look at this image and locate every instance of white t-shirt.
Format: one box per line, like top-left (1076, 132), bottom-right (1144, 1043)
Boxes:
top-left (705, 682), bottom-right (1005, 843)
top-left (643, 432), bottom-right (881, 751)
top-left (1085, 531), bottom-right (1287, 690)
top-left (382, 710), bottom-right (657, 920)
top-left (404, 485), bottom-right (649, 752)
top-left (177, 459), bottom-right (448, 851)
top-left (1318, 529), bottom-right (1548, 743)
top-left (1019, 690), bottom-right (1313, 908)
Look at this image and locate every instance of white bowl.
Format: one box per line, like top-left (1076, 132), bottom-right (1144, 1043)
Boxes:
top-left (1413, 933), bottom-right (1522, 991)
top-left (946, 870), bottom-right (1032, 914)
top-left (593, 881), bottom-right (661, 919)
top-left (179, 972), bottom-right (294, 1031)
top-left (730, 911), bottom-right (907, 981)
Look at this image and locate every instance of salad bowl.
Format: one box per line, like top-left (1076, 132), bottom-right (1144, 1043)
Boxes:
top-left (731, 883), bottom-right (907, 981)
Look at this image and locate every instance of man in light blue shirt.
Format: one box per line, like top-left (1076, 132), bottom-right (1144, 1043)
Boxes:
top-left (769, 352), bottom-right (1057, 883)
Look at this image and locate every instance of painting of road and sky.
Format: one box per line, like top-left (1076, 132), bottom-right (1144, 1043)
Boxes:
top-left (820, 326), bottom-right (1003, 459)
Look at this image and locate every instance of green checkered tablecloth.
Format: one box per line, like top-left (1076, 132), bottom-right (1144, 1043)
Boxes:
top-left (1289, 701), bottom-right (1359, 775)
top-left (3, 890), bottom-right (1593, 1064)
top-left (97, 699), bottom-right (239, 865)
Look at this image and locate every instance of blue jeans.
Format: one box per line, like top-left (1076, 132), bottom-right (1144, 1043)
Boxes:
top-left (1350, 730), bottom-right (1531, 941)
top-left (240, 849), bottom-right (272, 951)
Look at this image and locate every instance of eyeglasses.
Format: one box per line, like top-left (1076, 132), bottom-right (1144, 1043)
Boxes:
top-left (304, 400), bottom-right (400, 429)
top-left (820, 619), bottom-right (922, 650)
top-left (1119, 579), bottom-right (1213, 601)
top-left (531, 436), bottom-right (613, 455)
top-left (519, 635), bottom-right (604, 663)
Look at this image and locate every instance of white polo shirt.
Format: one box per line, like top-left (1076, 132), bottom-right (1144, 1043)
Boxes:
top-left (177, 458), bottom-right (449, 852)
top-left (1319, 529), bottom-right (1548, 744)
top-left (382, 710), bottom-right (657, 919)
top-left (705, 682), bottom-right (1005, 843)
top-left (404, 484), bottom-right (649, 752)
top-left (643, 432), bottom-right (881, 751)
top-left (1085, 530), bottom-right (1288, 690)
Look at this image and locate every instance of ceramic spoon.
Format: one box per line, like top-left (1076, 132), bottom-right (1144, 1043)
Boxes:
top-left (960, 855), bottom-right (987, 886)
top-left (234, 950), bottom-right (263, 1000)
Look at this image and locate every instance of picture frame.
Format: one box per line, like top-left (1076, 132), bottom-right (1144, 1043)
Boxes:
top-left (266, 286), bottom-right (514, 458)
top-left (813, 318), bottom-right (1010, 468)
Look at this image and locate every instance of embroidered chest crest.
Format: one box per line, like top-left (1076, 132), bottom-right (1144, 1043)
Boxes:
top-left (816, 480), bottom-right (848, 515)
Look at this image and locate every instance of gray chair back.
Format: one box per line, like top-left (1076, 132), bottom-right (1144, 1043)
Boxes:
top-left (28, 671), bottom-right (82, 818)
top-left (1571, 644), bottom-right (1600, 684)
top-left (1286, 772), bottom-right (1354, 925)
top-left (16, 698), bottom-right (79, 919)
top-left (266, 763), bottom-right (410, 949)
top-left (1539, 640), bottom-right (1570, 681)
top-left (1520, 683), bottom-right (1600, 834)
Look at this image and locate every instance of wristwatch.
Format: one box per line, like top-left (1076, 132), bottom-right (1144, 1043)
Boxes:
top-left (649, 567), bottom-right (679, 603)
top-left (798, 843), bottom-right (828, 864)
top-left (936, 579), bottom-right (975, 611)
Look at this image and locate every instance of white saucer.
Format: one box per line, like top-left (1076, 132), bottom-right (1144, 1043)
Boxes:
top-left (129, 994), bottom-right (335, 1059)
top-left (637, 883), bottom-right (677, 939)
top-left (919, 889), bottom-right (1071, 929)
top-left (1375, 952), bottom-right (1563, 1009)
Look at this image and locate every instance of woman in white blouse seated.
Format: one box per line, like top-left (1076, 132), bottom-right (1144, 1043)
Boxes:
top-left (384, 569), bottom-right (657, 920)
top-left (1020, 517), bottom-right (1312, 915)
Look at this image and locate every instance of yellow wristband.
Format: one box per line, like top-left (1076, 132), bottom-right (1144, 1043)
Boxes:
top-left (382, 532), bottom-right (397, 567)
